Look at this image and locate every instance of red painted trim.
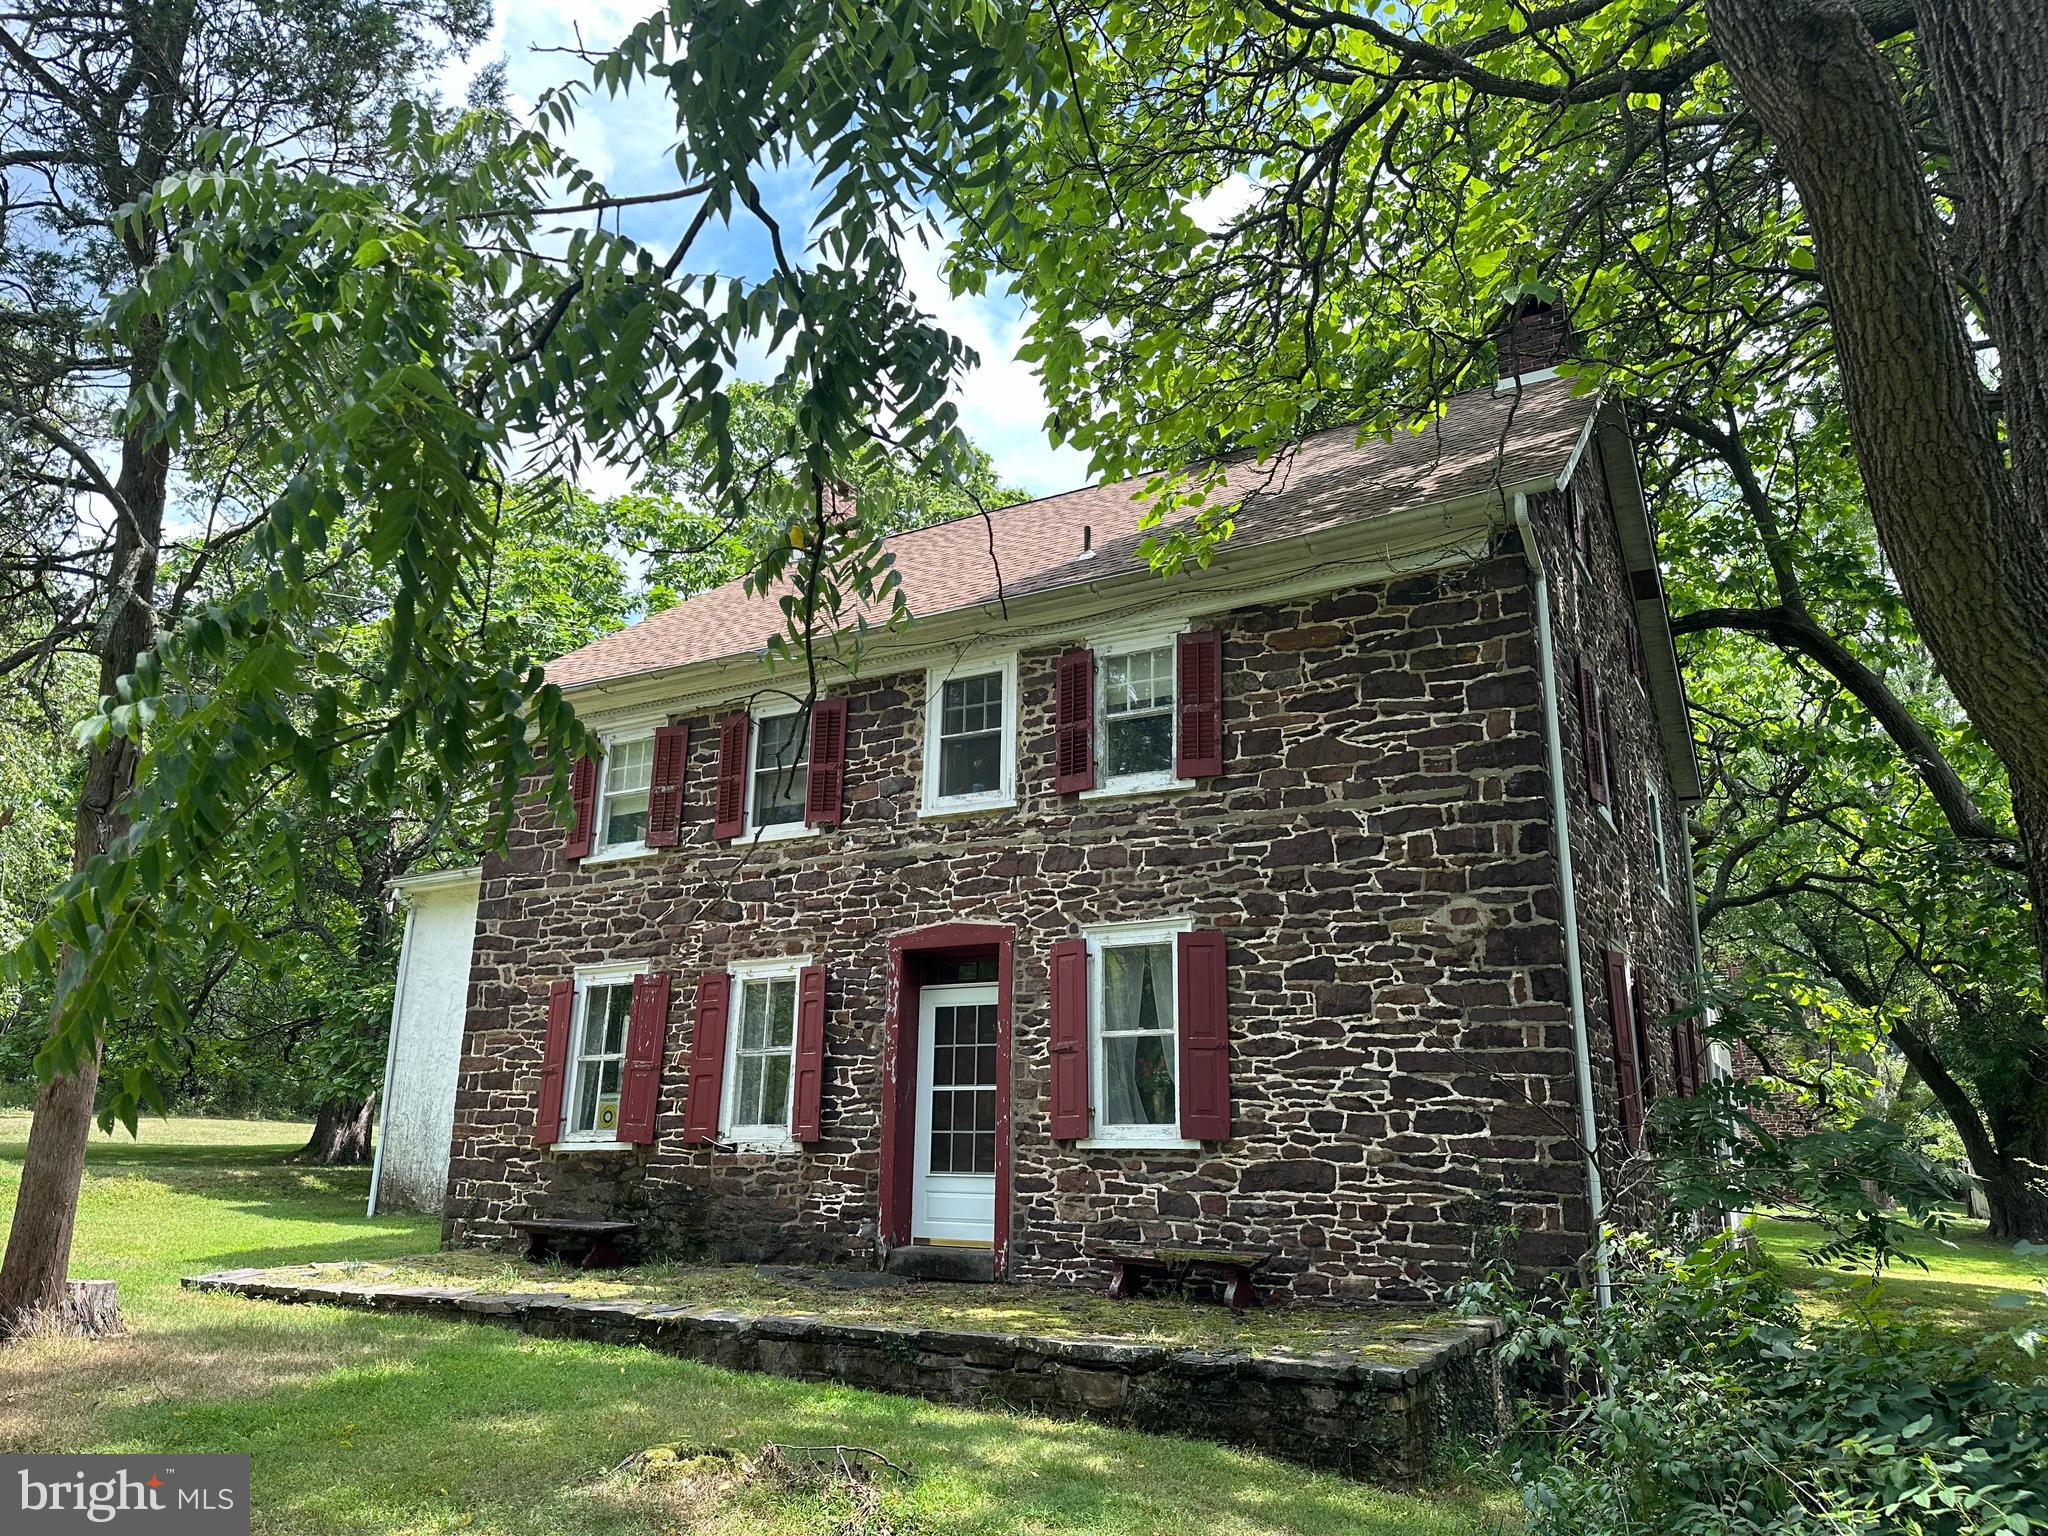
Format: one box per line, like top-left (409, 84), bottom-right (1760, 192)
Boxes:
top-left (881, 924), bottom-right (1015, 1276)
top-left (879, 944), bottom-right (913, 1248)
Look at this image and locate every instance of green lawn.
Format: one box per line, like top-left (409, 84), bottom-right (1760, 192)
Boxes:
top-left (1749, 1212), bottom-right (2048, 1333)
top-left (0, 1111), bottom-right (1510, 1536)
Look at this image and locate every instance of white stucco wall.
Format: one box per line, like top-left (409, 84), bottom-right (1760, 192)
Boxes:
top-left (369, 869), bottom-right (480, 1216)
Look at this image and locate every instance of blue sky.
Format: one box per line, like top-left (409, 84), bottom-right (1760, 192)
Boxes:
top-left (439, 0), bottom-right (1095, 500)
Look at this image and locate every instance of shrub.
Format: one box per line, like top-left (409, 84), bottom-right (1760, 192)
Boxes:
top-left (1458, 1235), bottom-right (2048, 1534)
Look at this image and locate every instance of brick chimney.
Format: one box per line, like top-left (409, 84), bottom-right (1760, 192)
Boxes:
top-left (1493, 296), bottom-right (1575, 386)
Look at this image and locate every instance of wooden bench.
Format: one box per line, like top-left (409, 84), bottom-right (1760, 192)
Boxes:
top-left (1092, 1244), bottom-right (1276, 1311)
top-left (509, 1217), bottom-right (639, 1270)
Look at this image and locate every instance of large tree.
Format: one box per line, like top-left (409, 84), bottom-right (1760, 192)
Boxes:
top-left (2, 0), bottom-right (1045, 1335)
top-left (950, 0), bottom-right (2047, 990)
top-left (935, 0), bottom-right (2047, 1228)
top-left (0, 0), bottom-right (489, 1329)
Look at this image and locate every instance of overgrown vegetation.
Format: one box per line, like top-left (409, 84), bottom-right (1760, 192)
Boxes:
top-left (1462, 1234), bottom-right (2048, 1535)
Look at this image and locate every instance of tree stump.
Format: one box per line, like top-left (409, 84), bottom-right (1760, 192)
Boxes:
top-left (61, 1279), bottom-right (121, 1337)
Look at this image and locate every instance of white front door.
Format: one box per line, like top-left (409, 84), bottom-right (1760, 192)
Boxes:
top-left (912, 982), bottom-right (1000, 1246)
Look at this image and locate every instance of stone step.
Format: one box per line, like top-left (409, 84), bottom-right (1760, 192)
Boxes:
top-left (883, 1244), bottom-right (995, 1283)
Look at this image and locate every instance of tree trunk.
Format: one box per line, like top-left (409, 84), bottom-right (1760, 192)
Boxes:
top-left (1705, 0), bottom-right (2048, 999)
top-left (1979, 1157), bottom-right (2048, 1242)
top-left (0, 399), bottom-right (167, 1337)
top-left (296, 1095), bottom-right (377, 1166)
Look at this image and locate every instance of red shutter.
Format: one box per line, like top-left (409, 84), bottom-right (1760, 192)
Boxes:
top-left (1670, 1021), bottom-right (1695, 1098)
top-left (1604, 949), bottom-right (1644, 1150)
top-left (564, 753), bottom-right (599, 860)
top-left (1631, 977), bottom-right (1659, 1106)
top-left (1053, 648), bottom-right (1095, 793)
top-left (804, 699), bottom-right (847, 828)
top-left (644, 724), bottom-right (689, 848)
top-left (1175, 628), bottom-right (1224, 779)
top-left (792, 964), bottom-right (828, 1142)
top-left (1579, 660), bottom-right (1609, 807)
top-left (1176, 930), bottom-right (1230, 1140)
top-left (712, 711), bottom-right (749, 840)
top-left (1047, 937), bottom-right (1090, 1138)
top-left (682, 972), bottom-right (731, 1144)
top-left (535, 978), bottom-right (574, 1146)
top-left (618, 972), bottom-right (672, 1144)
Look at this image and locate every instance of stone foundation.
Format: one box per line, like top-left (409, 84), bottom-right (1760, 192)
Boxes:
top-left (185, 1267), bottom-right (1501, 1482)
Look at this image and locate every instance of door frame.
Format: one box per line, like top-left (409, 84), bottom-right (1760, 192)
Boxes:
top-left (910, 980), bottom-right (1001, 1246)
top-left (882, 923), bottom-right (1014, 1275)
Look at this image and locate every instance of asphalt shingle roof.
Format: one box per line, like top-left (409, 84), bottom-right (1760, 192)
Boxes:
top-left (547, 376), bottom-right (1595, 690)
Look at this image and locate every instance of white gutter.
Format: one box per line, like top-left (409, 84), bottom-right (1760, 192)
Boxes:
top-left (365, 895), bottom-right (421, 1219)
top-left (1513, 492), bottom-right (1612, 1308)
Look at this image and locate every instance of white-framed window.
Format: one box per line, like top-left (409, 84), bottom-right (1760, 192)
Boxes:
top-left (593, 732), bottom-right (655, 857)
top-left (565, 966), bottom-right (639, 1143)
top-left (921, 655), bottom-right (1017, 815)
top-left (746, 701), bottom-right (811, 841)
top-left (1084, 918), bottom-right (1197, 1149)
top-left (1089, 628), bottom-right (1191, 798)
top-left (720, 956), bottom-right (808, 1147)
top-left (1645, 773), bottom-right (1672, 896)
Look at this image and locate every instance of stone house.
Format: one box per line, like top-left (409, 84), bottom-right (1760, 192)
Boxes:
top-left (441, 329), bottom-right (1704, 1303)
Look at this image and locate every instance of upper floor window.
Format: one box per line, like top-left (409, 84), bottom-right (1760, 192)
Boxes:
top-left (1101, 641), bottom-right (1178, 786)
top-left (596, 734), bottom-right (654, 854)
top-left (749, 706), bottom-right (810, 835)
top-left (1054, 628), bottom-right (1222, 797)
top-left (1645, 774), bottom-right (1671, 896)
top-left (923, 656), bottom-right (1017, 815)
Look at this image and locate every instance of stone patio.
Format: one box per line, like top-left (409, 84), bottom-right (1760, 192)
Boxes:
top-left (184, 1262), bottom-right (1502, 1481)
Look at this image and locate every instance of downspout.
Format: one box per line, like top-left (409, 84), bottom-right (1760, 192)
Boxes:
top-left (366, 894), bottom-right (420, 1218)
top-left (1512, 492), bottom-right (1612, 1308)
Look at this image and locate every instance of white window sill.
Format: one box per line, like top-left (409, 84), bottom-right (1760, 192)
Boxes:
top-left (739, 821), bottom-right (816, 845)
top-left (1076, 1135), bottom-right (1203, 1153)
top-left (918, 794), bottom-right (1016, 821)
top-left (1080, 775), bottom-right (1196, 804)
top-left (551, 1140), bottom-right (636, 1154)
top-left (719, 1131), bottom-right (800, 1155)
top-left (581, 842), bottom-right (658, 866)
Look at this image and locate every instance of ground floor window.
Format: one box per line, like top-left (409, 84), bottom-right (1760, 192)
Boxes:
top-left (1086, 921), bottom-right (1189, 1143)
top-left (725, 964), bottom-right (802, 1142)
top-left (571, 979), bottom-right (634, 1138)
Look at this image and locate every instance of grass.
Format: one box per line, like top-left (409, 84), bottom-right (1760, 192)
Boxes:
top-left (0, 1111), bottom-right (1511, 1536)
top-left (262, 1250), bottom-right (1458, 1360)
top-left (1749, 1211), bottom-right (2048, 1334)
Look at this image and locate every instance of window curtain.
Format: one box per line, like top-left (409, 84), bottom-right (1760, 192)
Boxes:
top-left (1104, 944), bottom-right (1174, 1124)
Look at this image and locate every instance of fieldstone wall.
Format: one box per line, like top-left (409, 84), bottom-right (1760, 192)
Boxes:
top-left (446, 527), bottom-right (1693, 1301)
top-left (1533, 456), bottom-right (1701, 1218)
top-left (185, 1267), bottom-right (1502, 1484)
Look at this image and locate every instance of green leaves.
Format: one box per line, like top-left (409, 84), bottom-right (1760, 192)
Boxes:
top-left (1466, 1233), bottom-right (2048, 1536)
top-left (7, 2), bottom-right (1055, 1103)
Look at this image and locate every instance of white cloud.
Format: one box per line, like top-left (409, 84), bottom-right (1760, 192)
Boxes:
top-left (897, 232), bottom-right (1093, 499)
top-left (1185, 172), bottom-right (1256, 236)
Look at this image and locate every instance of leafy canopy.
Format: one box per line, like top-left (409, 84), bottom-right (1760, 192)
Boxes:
top-left (6, 0), bottom-right (1051, 1123)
